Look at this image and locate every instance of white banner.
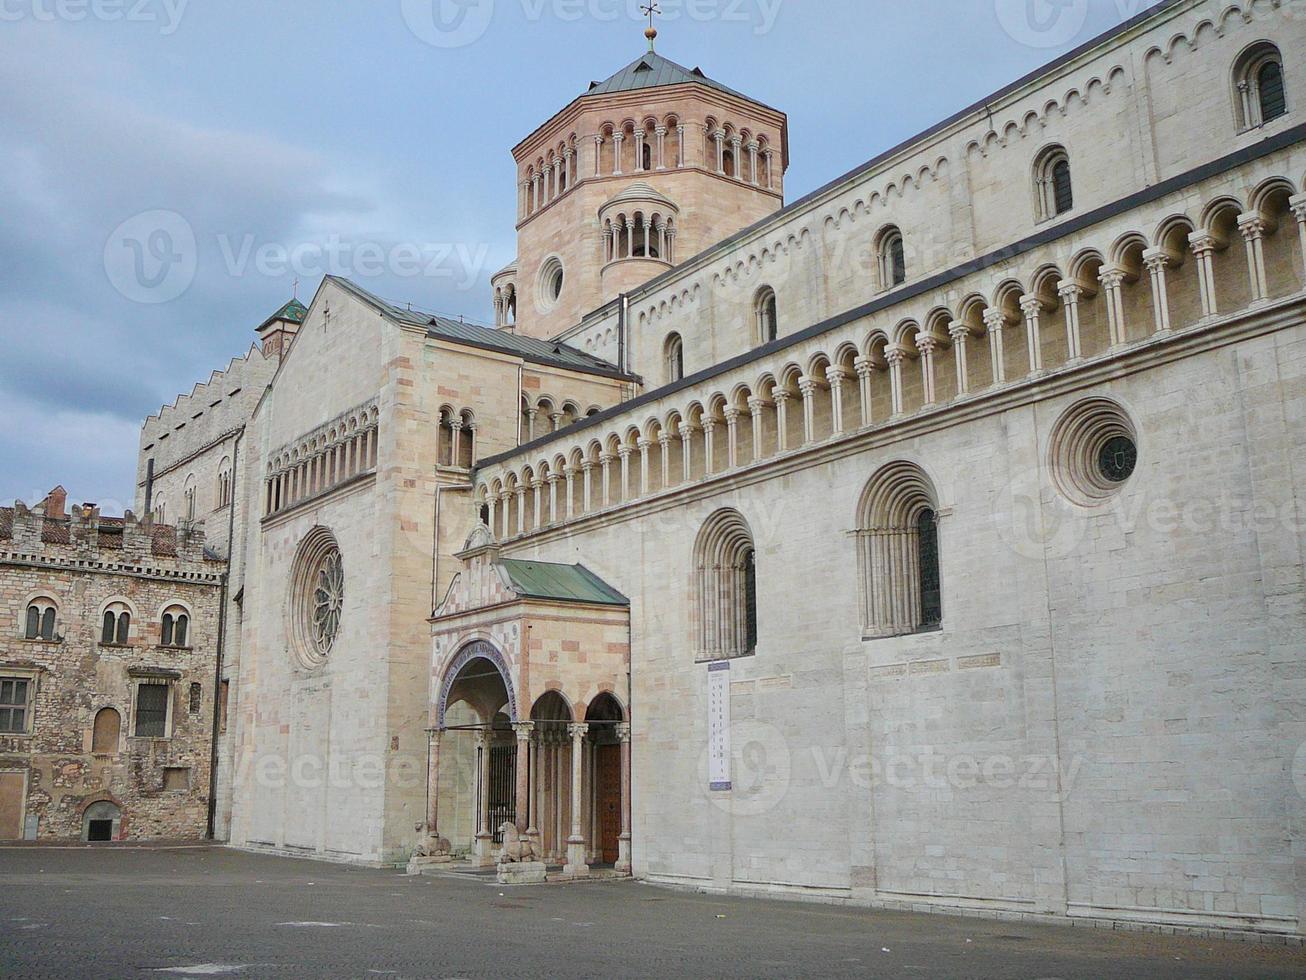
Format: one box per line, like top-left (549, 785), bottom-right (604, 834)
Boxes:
top-left (708, 661), bottom-right (731, 791)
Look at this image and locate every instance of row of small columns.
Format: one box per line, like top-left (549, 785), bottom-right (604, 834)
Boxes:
top-left (523, 148), bottom-right (577, 216)
top-left (264, 426), bottom-right (377, 517)
top-left (489, 198), bottom-right (1306, 537)
top-left (710, 129), bottom-right (775, 190)
top-left (422, 722), bottom-right (632, 875)
top-left (492, 287), bottom-right (516, 327)
top-left (595, 126), bottom-right (686, 177)
top-left (439, 419), bottom-right (476, 469)
top-left (603, 218), bottom-right (676, 264)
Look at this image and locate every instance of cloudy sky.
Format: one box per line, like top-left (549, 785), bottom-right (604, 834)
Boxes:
top-left (0, 0), bottom-right (1148, 511)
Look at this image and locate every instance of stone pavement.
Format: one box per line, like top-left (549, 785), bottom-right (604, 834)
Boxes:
top-left (1, 846), bottom-right (1304, 979)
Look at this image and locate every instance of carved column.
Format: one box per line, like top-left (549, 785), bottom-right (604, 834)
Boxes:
top-left (918, 335), bottom-right (944, 404)
top-left (655, 126), bottom-right (667, 170)
top-left (581, 461), bottom-right (594, 514)
top-left (773, 390), bottom-right (791, 452)
top-left (1291, 193), bottom-right (1306, 284)
top-left (550, 412), bottom-right (563, 432)
top-left (525, 409), bottom-right (538, 442)
top-left (473, 730), bottom-right (494, 865)
top-left (713, 128), bottom-right (726, 173)
top-left (679, 422), bottom-right (695, 480)
top-left (1019, 294), bottom-right (1045, 375)
top-left (618, 446), bottom-right (633, 500)
top-left (593, 135), bottom-right (603, 178)
top-left (747, 140), bottom-right (760, 185)
top-left (599, 453), bottom-right (613, 508)
top-left (658, 433), bottom-right (673, 486)
top-left (485, 495), bottom-right (496, 535)
top-left (983, 308), bottom-right (1010, 384)
top-left (499, 492), bottom-right (511, 541)
top-left (564, 466), bottom-right (577, 520)
top-left (825, 367), bottom-right (848, 433)
top-left (562, 147), bottom-right (574, 191)
top-left (616, 722), bottom-right (632, 874)
top-left (420, 729), bottom-right (451, 861)
top-left (612, 132), bottom-right (624, 175)
top-left (677, 124), bottom-right (686, 167)
top-left (531, 481), bottom-right (543, 531)
top-left (798, 378), bottom-right (817, 444)
top-left (885, 346), bottom-right (908, 416)
top-left (702, 418), bottom-right (718, 473)
top-left (564, 722), bottom-right (589, 877)
top-left (854, 356), bottom-right (875, 425)
top-left (513, 722), bottom-right (534, 835)
top-left (747, 397), bottom-right (767, 457)
top-left (547, 474), bottom-right (560, 525)
top-left (1057, 283), bottom-right (1085, 361)
top-left (1188, 231), bottom-right (1219, 318)
top-left (730, 136), bottom-right (743, 180)
top-left (948, 323), bottom-right (971, 395)
top-left (1142, 248), bottom-right (1173, 334)
top-left (515, 486), bottom-right (527, 536)
top-left (1238, 212), bottom-right (1270, 303)
top-left (638, 439), bottom-right (652, 495)
top-left (764, 149), bottom-right (776, 190)
top-left (1097, 269), bottom-right (1128, 348)
top-left (724, 409), bottom-right (741, 468)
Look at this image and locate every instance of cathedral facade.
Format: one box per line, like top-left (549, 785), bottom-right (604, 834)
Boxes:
top-left (143, 0), bottom-right (1306, 938)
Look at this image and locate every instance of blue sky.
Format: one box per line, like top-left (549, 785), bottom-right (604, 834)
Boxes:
top-left (0, 0), bottom-right (1148, 511)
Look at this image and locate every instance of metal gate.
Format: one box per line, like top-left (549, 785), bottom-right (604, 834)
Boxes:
top-left (488, 743), bottom-right (516, 844)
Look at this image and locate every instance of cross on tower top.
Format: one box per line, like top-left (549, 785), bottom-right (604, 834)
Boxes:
top-left (641, 2), bottom-right (661, 51)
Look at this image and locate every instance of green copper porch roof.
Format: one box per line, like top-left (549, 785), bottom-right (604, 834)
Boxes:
top-left (499, 560), bottom-right (629, 606)
top-left (256, 297), bottom-right (308, 333)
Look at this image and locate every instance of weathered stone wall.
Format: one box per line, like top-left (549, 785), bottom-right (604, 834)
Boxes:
top-left (0, 502), bottom-right (222, 841)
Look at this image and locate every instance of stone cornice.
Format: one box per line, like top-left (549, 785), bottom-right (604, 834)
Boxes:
top-left (0, 552), bottom-right (224, 586)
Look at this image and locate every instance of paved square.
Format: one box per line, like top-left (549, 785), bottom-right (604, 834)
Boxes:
top-left (1, 847), bottom-right (1304, 979)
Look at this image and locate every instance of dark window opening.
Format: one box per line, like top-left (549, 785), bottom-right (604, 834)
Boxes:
top-left (1098, 436), bottom-right (1138, 483)
top-left (1259, 61), bottom-right (1287, 123)
top-left (0, 678), bottom-right (30, 733)
top-left (743, 549), bottom-right (758, 653)
top-left (134, 683), bottom-right (169, 738)
top-left (917, 510), bottom-right (942, 629)
top-left (1052, 159), bottom-right (1074, 215)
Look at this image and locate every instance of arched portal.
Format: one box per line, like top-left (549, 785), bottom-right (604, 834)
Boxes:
top-left (585, 693), bottom-right (627, 867)
top-left (82, 801), bottom-right (121, 842)
top-left (437, 639), bottom-right (516, 729)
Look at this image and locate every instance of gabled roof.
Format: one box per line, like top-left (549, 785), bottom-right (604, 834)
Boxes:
top-left (325, 277), bottom-right (633, 380)
top-left (257, 297), bottom-right (308, 334)
top-left (499, 559), bottom-right (629, 607)
top-left (585, 51), bottom-right (754, 104)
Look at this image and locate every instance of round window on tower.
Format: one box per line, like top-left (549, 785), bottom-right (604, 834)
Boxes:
top-left (537, 256), bottom-right (565, 313)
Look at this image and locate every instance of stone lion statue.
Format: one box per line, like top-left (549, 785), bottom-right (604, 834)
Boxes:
top-left (498, 822), bottom-right (538, 864)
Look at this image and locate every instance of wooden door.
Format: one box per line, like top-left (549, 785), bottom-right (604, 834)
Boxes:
top-left (0, 771), bottom-right (26, 840)
top-left (596, 743), bottom-right (621, 864)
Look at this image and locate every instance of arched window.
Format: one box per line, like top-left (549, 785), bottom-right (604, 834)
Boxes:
top-left (24, 599), bottom-right (57, 641)
top-left (101, 603), bottom-right (130, 646)
top-left (754, 287), bottom-right (778, 345)
top-left (92, 707), bottom-right (121, 754)
top-left (217, 458), bottom-right (233, 509)
top-left (1034, 145), bottom-right (1073, 220)
top-left (1234, 43), bottom-right (1288, 130)
top-left (877, 227), bottom-right (906, 290)
top-left (693, 509), bottom-right (759, 660)
top-left (641, 139), bottom-right (653, 171)
top-left (183, 476), bottom-right (197, 522)
top-left (161, 606), bottom-right (190, 648)
top-left (856, 462), bottom-right (943, 637)
top-left (665, 333), bottom-right (685, 383)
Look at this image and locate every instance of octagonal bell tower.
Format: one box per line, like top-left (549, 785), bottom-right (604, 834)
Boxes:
top-left (496, 34), bottom-right (788, 341)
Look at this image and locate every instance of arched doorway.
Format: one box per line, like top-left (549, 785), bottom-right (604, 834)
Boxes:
top-left (82, 801), bottom-right (121, 842)
top-left (432, 641), bottom-right (517, 866)
top-left (530, 691), bottom-right (574, 863)
top-left (586, 694), bottom-right (625, 866)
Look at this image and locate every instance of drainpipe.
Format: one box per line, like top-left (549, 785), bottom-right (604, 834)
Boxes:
top-left (206, 429), bottom-right (240, 840)
top-left (618, 293), bottom-right (629, 375)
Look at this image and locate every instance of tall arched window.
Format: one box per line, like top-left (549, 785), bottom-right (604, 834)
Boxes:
top-left (1034, 145), bottom-right (1073, 220)
top-left (1234, 42), bottom-right (1288, 130)
top-left (754, 287), bottom-right (778, 345)
top-left (856, 462), bottom-right (943, 637)
top-left (877, 227), bottom-right (906, 290)
top-left (161, 606), bottom-right (190, 648)
top-left (183, 475), bottom-right (197, 522)
top-left (217, 458), bottom-right (233, 509)
top-left (693, 509), bottom-right (758, 660)
top-left (24, 599), bottom-right (57, 641)
top-left (665, 333), bottom-right (685, 383)
top-left (101, 603), bottom-right (130, 646)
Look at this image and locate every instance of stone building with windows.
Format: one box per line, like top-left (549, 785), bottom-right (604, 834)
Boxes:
top-left (138, 0), bottom-right (1306, 939)
top-left (0, 488), bottom-right (223, 842)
